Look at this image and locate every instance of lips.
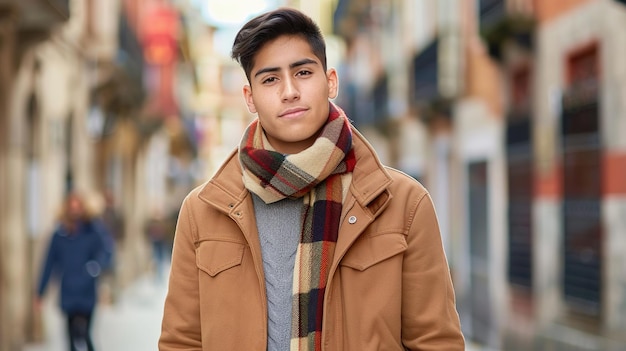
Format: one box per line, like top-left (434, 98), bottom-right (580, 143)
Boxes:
top-left (279, 107), bottom-right (308, 118)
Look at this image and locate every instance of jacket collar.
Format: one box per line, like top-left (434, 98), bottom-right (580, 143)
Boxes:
top-left (197, 148), bottom-right (248, 213)
top-left (348, 127), bottom-right (393, 208)
top-left (197, 125), bottom-right (393, 213)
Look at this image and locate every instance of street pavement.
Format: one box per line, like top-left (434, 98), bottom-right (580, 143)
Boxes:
top-left (23, 270), bottom-right (168, 351)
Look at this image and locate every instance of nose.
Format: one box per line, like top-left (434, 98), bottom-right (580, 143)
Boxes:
top-left (281, 77), bottom-right (300, 102)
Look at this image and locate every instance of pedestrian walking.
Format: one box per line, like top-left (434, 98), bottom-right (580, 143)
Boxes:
top-left (35, 192), bottom-right (110, 351)
top-left (159, 7), bottom-right (465, 350)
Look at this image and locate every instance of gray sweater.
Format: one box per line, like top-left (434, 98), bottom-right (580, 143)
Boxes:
top-left (252, 194), bottom-right (302, 351)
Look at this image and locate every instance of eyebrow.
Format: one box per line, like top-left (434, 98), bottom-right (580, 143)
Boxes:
top-left (253, 58), bottom-right (319, 78)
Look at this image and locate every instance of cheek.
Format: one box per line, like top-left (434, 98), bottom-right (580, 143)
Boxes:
top-left (251, 92), bottom-right (274, 113)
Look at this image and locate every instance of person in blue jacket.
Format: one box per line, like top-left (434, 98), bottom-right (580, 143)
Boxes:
top-left (35, 192), bottom-right (110, 351)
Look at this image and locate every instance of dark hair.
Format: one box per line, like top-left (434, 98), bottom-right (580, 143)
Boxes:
top-left (231, 7), bottom-right (327, 81)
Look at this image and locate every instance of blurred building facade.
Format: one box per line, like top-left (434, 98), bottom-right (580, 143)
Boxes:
top-left (334, 0), bottom-right (626, 350)
top-left (3, 0), bottom-right (626, 350)
top-left (0, 0), bottom-right (201, 348)
top-left (0, 0), bottom-right (106, 348)
top-left (171, 0), bottom-right (251, 181)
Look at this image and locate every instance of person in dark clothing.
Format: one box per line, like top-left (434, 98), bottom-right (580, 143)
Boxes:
top-left (35, 192), bottom-right (110, 351)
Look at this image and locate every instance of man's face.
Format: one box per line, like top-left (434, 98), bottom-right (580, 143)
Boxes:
top-left (243, 35), bottom-right (338, 154)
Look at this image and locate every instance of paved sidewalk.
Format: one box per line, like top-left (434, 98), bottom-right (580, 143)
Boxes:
top-left (24, 272), bottom-right (168, 351)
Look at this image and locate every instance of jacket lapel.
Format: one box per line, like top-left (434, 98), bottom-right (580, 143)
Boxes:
top-left (331, 127), bottom-right (393, 275)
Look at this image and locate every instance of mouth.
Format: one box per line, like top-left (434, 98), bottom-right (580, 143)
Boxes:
top-left (279, 107), bottom-right (308, 118)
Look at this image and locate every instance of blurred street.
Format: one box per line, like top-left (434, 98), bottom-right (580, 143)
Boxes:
top-left (3, 0), bottom-right (626, 349)
top-left (23, 270), bottom-right (169, 351)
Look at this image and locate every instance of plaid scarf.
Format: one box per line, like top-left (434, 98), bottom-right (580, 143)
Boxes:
top-left (239, 102), bottom-right (355, 351)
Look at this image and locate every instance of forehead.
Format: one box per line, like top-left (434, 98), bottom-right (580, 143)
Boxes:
top-left (252, 35), bottom-right (319, 69)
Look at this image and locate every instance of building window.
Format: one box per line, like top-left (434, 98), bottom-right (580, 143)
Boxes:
top-left (468, 161), bottom-right (492, 345)
top-left (561, 43), bottom-right (602, 317)
top-left (507, 66), bottom-right (533, 290)
top-left (411, 38), bottom-right (439, 104)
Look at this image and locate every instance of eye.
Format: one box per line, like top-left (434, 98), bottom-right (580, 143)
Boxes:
top-left (262, 76), bottom-right (277, 84)
top-left (296, 70), bottom-right (312, 77)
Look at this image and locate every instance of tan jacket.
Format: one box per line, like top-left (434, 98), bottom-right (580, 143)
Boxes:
top-left (159, 128), bottom-right (465, 351)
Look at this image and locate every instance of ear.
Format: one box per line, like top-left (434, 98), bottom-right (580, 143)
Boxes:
top-left (243, 85), bottom-right (257, 114)
top-left (326, 68), bottom-right (338, 99)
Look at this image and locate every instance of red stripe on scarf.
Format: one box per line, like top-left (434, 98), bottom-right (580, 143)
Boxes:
top-left (239, 102), bottom-right (355, 350)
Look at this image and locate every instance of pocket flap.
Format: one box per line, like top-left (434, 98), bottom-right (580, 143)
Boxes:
top-left (340, 233), bottom-right (407, 271)
top-left (196, 241), bottom-right (245, 277)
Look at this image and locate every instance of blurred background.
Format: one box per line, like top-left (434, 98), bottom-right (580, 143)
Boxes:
top-left (1, 0), bottom-right (626, 350)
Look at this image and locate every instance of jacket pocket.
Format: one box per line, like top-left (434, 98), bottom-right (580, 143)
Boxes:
top-left (340, 233), bottom-right (407, 271)
top-left (196, 241), bottom-right (245, 277)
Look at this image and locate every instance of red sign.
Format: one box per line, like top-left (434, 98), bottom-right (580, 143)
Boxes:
top-left (141, 5), bottom-right (179, 65)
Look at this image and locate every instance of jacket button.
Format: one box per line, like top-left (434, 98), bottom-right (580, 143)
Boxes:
top-left (348, 216), bottom-right (357, 224)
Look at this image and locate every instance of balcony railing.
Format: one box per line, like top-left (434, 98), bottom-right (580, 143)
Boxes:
top-left (562, 79), bottom-right (599, 110)
top-left (479, 0), bottom-right (535, 60)
top-left (561, 80), bottom-right (600, 145)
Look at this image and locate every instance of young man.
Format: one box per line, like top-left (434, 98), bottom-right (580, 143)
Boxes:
top-left (159, 7), bottom-right (464, 351)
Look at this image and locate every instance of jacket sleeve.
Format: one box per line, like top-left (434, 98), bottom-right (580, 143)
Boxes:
top-left (159, 196), bottom-right (202, 350)
top-left (37, 231), bottom-right (59, 297)
top-left (92, 219), bottom-right (115, 272)
top-left (401, 192), bottom-right (465, 350)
